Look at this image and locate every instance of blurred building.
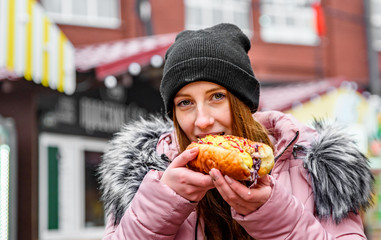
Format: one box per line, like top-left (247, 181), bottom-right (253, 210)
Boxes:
top-left (1, 0), bottom-right (381, 239)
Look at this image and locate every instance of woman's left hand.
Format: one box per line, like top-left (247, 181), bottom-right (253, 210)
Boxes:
top-left (209, 168), bottom-right (272, 216)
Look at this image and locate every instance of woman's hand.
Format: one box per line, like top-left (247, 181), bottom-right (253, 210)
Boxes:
top-left (161, 147), bottom-right (215, 202)
top-left (209, 168), bottom-right (272, 215)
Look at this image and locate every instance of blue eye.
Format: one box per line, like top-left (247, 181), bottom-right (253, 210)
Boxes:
top-left (212, 93), bottom-right (226, 100)
top-left (177, 100), bottom-right (192, 106)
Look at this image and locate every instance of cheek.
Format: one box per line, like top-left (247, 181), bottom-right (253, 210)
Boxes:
top-left (223, 114), bottom-right (233, 132)
top-left (175, 110), bottom-right (195, 140)
top-left (217, 103), bottom-right (233, 132)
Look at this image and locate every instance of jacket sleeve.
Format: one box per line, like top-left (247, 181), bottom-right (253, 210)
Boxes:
top-left (102, 170), bottom-right (197, 240)
top-left (231, 178), bottom-right (366, 240)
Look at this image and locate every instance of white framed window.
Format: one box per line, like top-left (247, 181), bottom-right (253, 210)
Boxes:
top-left (39, 133), bottom-right (108, 240)
top-left (41, 0), bottom-right (121, 29)
top-left (0, 116), bottom-right (17, 240)
top-left (371, 0), bottom-right (381, 51)
top-left (184, 0), bottom-right (253, 37)
top-left (259, 0), bottom-right (319, 45)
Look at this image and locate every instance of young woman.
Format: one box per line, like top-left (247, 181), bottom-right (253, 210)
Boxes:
top-left (98, 23), bottom-right (373, 239)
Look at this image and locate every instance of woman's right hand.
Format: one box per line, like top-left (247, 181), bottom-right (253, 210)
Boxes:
top-left (161, 147), bottom-right (215, 202)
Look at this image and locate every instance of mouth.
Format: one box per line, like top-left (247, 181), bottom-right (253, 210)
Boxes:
top-left (196, 132), bottom-right (225, 139)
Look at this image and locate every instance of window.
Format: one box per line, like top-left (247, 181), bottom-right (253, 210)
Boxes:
top-left (259, 0), bottom-right (319, 45)
top-left (41, 0), bottom-right (120, 28)
top-left (84, 151), bottom-right (104, 227)
top-left (39, 133), bottom-right (107, 240)
top-left (0, 116), bottom-right (16, 240)
top-left (184, 0), bottom-right (253, 37)
top-left (371, 0), bottom-right (381, 51)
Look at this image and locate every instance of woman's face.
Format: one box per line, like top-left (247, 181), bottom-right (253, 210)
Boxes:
top-left (174, 81), bottom-right (233, 142)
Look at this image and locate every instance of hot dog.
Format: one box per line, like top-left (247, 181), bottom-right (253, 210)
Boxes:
top-left (186, 135), bottom-right (274, 181)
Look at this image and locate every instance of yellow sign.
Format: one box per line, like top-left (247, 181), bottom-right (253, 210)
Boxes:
top-left (286, 87), bottom-right (369, 126)
top-left (0, 0), bottom-right (76, 95)
top-left (286, 86), bottom-right (372, 154)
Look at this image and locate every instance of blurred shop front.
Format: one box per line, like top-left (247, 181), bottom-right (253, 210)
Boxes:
top-left (0, 1), bottom-right (175, 238)
top-left (1, 0), bottom-right (76, 239)
top-left (36, 34), bottom-right (175, 239)
top-left (261, 79), bottom-right (381, 239)
top-left (37, 81), bottom-right (164, 240)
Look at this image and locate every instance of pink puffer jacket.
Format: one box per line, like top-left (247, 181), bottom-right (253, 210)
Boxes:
top-left (101, 111), bottom-right (369, 239)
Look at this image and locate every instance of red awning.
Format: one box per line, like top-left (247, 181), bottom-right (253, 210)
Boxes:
top-left (75, 33), bottom-right (177, 80)
top-left (0, 33), bottom-right (176, 82)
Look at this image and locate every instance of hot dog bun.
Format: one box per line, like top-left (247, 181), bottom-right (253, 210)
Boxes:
top-left (186, 135), bottom-right (274, 181)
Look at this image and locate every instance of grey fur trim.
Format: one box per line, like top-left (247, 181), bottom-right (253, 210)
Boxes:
top-left (97, 115), bottom-right (173, 224)
top-left (304, 120), bottom-right (374, 223)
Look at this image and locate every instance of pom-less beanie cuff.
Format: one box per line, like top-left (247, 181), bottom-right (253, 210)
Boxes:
top-left (160, 23), bottom-right (260, 117)
top-left (161, 57), bottom-right (259, 116)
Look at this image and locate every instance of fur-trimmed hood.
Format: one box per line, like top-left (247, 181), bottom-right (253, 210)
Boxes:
top-left (97, 112), bottom-right (374, 224)
top-left (98, 115), bottom-right (173, 224)
top-left (304, 120), bottom-right (374, 223)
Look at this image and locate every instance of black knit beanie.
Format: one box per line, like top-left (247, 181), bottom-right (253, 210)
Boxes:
top-left (160, 23), bottom-right (260, 117)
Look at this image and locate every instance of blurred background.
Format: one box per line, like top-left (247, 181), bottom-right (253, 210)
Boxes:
top-left (1, 0), bottom-right (381, 239)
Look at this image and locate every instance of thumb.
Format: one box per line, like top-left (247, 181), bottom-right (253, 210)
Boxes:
top-left (170, 147), bottom-right (199, 168)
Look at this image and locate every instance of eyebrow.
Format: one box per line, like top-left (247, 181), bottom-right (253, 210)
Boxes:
top-left (175, 87), bottom-right (226, 98)
top-left (206, 87), bottom-right (226, 94)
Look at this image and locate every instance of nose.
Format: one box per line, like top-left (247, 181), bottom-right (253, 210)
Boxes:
top-left (194, 105), bottom-right (214, 129)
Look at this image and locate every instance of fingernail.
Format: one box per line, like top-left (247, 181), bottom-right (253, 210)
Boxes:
top-left (189, 147), bottom-right (199, 153)
top-left (209, 168), bottom-right (219, 181)
top-left (224, 175), bottom-right (233, 185)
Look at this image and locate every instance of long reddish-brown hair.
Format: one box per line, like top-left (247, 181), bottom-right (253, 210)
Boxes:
top-left (173, 92), bottom-right (273, 239)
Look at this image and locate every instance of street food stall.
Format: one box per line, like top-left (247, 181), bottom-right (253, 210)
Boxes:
top-left (0, 0), bottom-right (76, 239)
